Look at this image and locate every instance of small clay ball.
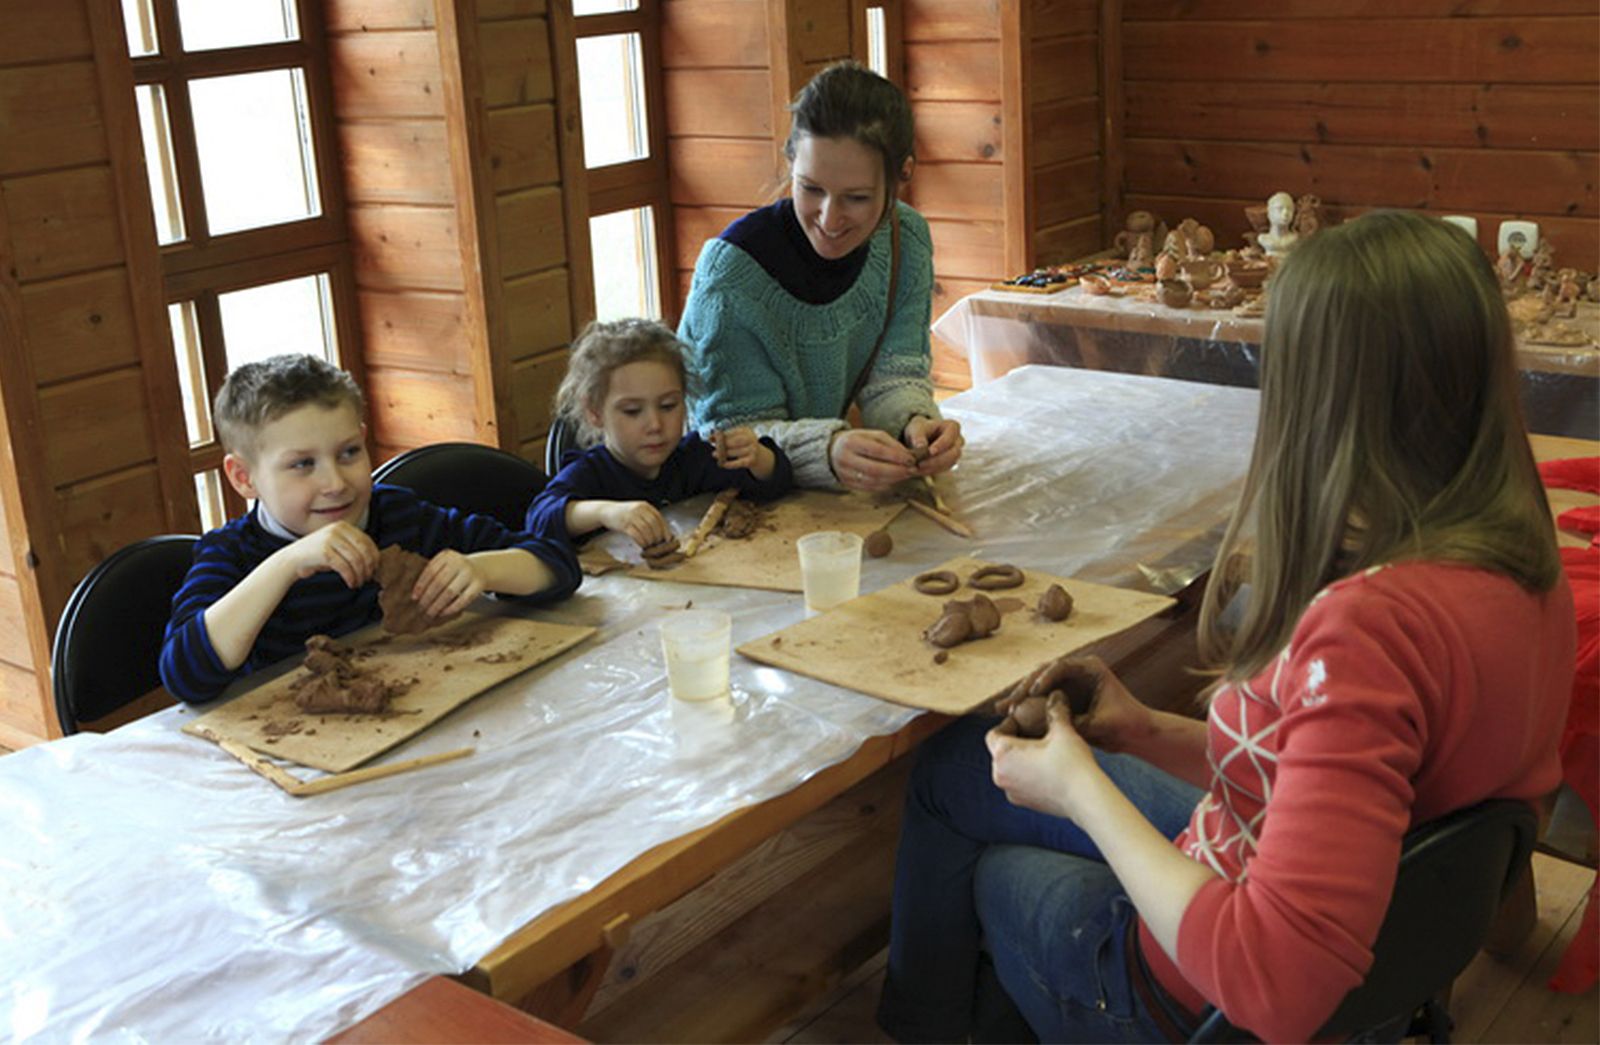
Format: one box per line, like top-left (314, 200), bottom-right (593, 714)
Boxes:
top-left (1038, 584), bottom-right (1074, 622)
top-left (933, 650), bottom-right (949, 665)
top-left (864, 530), bottom-right (893, 558)
top-left (1008, 695), bottom-right (1051, 738)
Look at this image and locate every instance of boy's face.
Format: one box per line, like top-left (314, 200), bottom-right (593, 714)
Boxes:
top-left (585, 360), bottom-right (685, 479)
top-left (222, 402), bottom-right (372, 537)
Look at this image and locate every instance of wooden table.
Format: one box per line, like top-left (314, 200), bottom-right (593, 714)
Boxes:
top-left (935, 286), bottom-right (1599, 438)
top-left (328, 976), bottom-right (586, 1044)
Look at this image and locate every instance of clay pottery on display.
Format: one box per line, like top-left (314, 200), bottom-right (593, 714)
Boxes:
top-left (1180, 258), bottom-right (1224, 291)
top-left (1225, 260), bottom-right (1269, 290)
top-left (1154, 252), bottom-right (1180, 281)
top-left (1158, 279), bottom-right (1193, 309)
top-left (1080, 274), bottom-right (1112, 295)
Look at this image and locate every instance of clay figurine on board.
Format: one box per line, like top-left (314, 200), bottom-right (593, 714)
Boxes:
top-left (1257, 192), bottom-right (1300, 256)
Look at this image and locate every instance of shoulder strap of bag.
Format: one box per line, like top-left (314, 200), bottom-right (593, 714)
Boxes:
top-left (841, 203), bottom-right (902, 419)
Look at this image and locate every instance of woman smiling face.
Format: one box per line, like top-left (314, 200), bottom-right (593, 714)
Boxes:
top-left (789, 134), bottom-right (888, 261)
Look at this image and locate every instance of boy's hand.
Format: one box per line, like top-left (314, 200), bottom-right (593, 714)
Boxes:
top-left (600, 501), bottom-right (671, 548)
top-left (288, 521), bottom-right (379, 588)
top-left (414, 549), bottom-right (485, 619)
top-left (712, 427), bottom-right (760, 470)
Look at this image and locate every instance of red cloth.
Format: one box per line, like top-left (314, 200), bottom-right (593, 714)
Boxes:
top-left (1537, 457), bottom-right (1600, 993)
top-left (1138, 563), bottom-right (1574, 1042)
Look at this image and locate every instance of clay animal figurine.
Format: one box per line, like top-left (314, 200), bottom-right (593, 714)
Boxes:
top-left (1257, 191), bottom-right (1299, 256)
top-left (1158, 279), bottom-right (1193, 309)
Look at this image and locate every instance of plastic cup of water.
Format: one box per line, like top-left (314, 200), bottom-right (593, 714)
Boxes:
top-left (659, 610), bottom-right (732, 702)
top-left (796, 531), bottom-right (864, 615)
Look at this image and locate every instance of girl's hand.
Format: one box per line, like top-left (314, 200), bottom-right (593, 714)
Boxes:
top-left (830, 428), bottom-right (916, 492)
top-left (986, 700), bottom-right (1102, 822)
top-left (414, 549), bottom-right (485, 618)
top-left (600, 500), bottom-right (672, 548)
top-left (712, 427), bottom-right (761, 470)
top-left (995, 654), bottom-right (1154, 754)
top-left (903, 416), bottom-right (964, 476)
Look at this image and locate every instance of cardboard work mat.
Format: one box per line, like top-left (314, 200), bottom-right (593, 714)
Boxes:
top-left (627, 490), bottom-right (908, 592)
top-left (182, 611), bottom-right (594, 773)
top-left (737, 556), bottom-right (1174, 714)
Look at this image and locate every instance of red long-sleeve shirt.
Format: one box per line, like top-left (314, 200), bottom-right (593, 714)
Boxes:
top-left (1141, 561), bottom-right (1574, 1042)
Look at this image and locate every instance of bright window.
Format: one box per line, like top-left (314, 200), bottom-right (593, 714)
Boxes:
top-left (189, 69), bottom-right (320, 235)
top-left (175, 0), bottom-right (298, 52)
top-left (591, 208), bottom-right (660, 321)
top-left (577, 34), bottom-right (649, 169)
top-left (217, 275), bottom-right (337, 371)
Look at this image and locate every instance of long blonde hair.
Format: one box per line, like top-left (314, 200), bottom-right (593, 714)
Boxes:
top-left (1198, 210), bottom-right (1561, 680)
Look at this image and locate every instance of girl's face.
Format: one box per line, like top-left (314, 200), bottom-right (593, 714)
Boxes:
top-left (586, 360), bottom-right (686, 478)
top-left (790, 134), bottom-right (887, 260)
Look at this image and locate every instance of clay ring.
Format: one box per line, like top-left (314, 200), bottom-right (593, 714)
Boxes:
top-left (913, 570), bottom-right (960, 596)
top-left (969, 564), bottom-right (1025, 590)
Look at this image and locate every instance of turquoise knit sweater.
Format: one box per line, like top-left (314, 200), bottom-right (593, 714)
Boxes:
top-left (678, 200), bottom-right (941, 488)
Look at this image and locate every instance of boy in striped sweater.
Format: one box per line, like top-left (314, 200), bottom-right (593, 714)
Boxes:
top-left (160, 354), bottom-right (579, 704)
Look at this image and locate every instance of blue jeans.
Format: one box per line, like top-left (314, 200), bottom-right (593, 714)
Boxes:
top-left (877, 716), bottom-right (1204, 1043)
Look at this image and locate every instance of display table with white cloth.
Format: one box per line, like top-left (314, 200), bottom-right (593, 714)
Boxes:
top-left (0, 367), bottom-right (1261, 1042)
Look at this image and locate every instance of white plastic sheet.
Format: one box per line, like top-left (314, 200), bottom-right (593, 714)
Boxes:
top-left (0, 366), bottom-right (1260, 1042)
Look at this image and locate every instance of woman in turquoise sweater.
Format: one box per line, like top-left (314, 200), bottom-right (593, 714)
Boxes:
top-left (678, 62), bottom-right (963, 492)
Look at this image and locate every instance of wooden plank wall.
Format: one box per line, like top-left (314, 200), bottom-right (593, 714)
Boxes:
top-left (327, 0), bottom-right (585, 470)
top-left (1028, 0), bottom-right (1101, 267)
top-left (0, 0), bottom-right (198, 745)
top-left (903, 0), bottom-right (1005, 387)
top-left (1120, 0), bottom-right (1600, 267)
top-left (326, 1), bottom-right (495, 462)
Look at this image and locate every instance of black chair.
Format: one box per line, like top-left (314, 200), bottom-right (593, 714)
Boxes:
top-left (543, 416), bottom-right (580, 478)
top-left (51, 534), bottom-right (199, 735)
top-left (373, 442), bottom-right (547, 532)
top-left (1188, 798), bottom-right (1539, 1043)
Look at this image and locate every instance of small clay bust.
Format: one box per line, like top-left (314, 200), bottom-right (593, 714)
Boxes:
top-left (1257, 191), bottom-right (1299, 257)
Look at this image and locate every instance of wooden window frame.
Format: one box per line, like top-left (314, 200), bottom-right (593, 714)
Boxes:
top-left (127, 0), bottom-right (362, 519)
top-left (574, 0), bottom-right (679, 323)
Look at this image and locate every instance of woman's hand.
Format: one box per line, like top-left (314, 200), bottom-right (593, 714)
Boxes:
top-left (599, 501), bottom-right (672, 548)
top-left (903, 416), bottom-right (963, 476)
top-left (830, 428), bottom-right (917, 492)
top-left (986, 700), bottom-right (1103, 821)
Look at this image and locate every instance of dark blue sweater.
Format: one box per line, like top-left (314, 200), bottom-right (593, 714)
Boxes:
top-left (525, 432), bottom-right (793, 544)
top-left (160, 484), bottom-right (581, 704)
top-left (718, 198), bottom-right (870, 305)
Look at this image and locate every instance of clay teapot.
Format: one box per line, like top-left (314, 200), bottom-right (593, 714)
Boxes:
top-left (1180, 258), bottom-right (1225, 290)
top-left (1158, 279), bottom-right (1193, 309)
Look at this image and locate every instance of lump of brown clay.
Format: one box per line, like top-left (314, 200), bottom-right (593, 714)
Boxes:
top-left (719, 499), bottom-right (761, 539)
top-left (1038, 584), bottom-right (1074, 622)
top-left (1008, 695), bottom-right (1051, 738)
top-left (641, 535), bottom-right (684, 569)
top-left (291, 634), bottom-right (412, 714)
top-left (925, 606), bottom-right (972, 648)
top-left (962, 593), bottom-right (1001, 638)
top-left (968, 564), bottom-right (1025, 591)
top-left (914, 570), bottom-right (960, 595)
top-left (864, 530), bottom-right (893, 558)
top-left (376, 545), bottom-right (456, 634)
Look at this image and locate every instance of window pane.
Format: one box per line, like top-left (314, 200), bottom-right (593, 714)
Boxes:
top-left (175, 0), bottom-right (298, 51)
top-left (574, 0), bottom-right (638, 12)
top-left (120, 0), bottom-right (158, 56)
top-left (590, 207), bottom-right (659, 321)
top-left (195, 469), bottom-right (228, 531)
top-left (168, 301), bottom-right (212, 447)
top-left (577, 33), bottom-right (649, 169)
top-left (190, 68), bottom-right (320, 235)
top-left (218, 274), bottom-right (337, 372)
top-left (135, 85), bottom-right (185, 245)
top-left (866, 7), bottom-right (888, 77)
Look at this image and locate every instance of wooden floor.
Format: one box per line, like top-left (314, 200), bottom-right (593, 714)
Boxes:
top-left (766, 853), bottom-right (1599, 1045)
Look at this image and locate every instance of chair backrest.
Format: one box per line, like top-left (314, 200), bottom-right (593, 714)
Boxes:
top-left (1190, 797), bottom-right (1538, 1043)
top-left (373, 442), bottom-right (547, 532)
top-left (51, 534), bottom-right (199, 735)
top-left (543, 416), bottom-right (578, 478)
